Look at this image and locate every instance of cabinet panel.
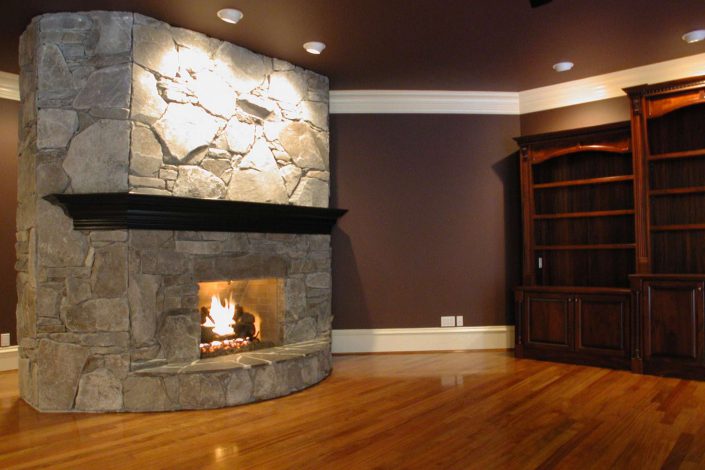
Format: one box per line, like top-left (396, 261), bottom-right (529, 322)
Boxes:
top-left (525, 293), bottom-right (571, 349)
top-left (644, 281), bottom-right (704, 361)
top-left (575, 295), bottom-right (628, 355)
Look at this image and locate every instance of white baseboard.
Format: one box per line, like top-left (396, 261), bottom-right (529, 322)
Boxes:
top-left (0, 346), bottom-right (18, 371)
top-left (0, 328), bottom-right (513, 370)
top-left (331, 326), bottom-right (514, 354)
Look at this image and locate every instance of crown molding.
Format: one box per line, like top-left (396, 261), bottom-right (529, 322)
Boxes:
top-left (518, 52), bottom-right (705, 114)
top-left (3, 52), bottom-right (705, 113)
top-left (0, 71), bottom-right (19, 101)
top-left (330, 90), bottom-right (520, 115)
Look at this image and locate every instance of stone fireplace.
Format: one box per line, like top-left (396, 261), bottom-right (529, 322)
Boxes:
top-left (16, 11), bottom-right (341, 412)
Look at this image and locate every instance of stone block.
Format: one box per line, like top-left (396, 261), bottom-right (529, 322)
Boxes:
top-left (301, 100), bottom-right (329, 131)
top-left (91, 244), bottom-right (128, 298)
top-left (131, 65), bottom-right (167, 125)
top-left (279, 122), bottom-right (327, 170)
top-left (236, 95), bottom-right (275, 119)
top-left (154, 103), bottom-right (224, 161)
top-left (36, 200), bottom-right (89, 268)
top-left (130, 187), bottom-right (171, 196)
top-left (178, 374), bottom-right (226, 409)
top-left (285, 317), bottom-right (317, 343)
top-left (253, 366), bottom-right (278, 400)
top-left (130, 230), bottom-right (174, 250)
top-left (90, 11), bottom-right (132, 55)
top-left (63, 119), bottom-right (129, 192)
top-left (213, 42), bottom-right (267, 94)
top-left (226, 369), bottom-right (254, 405)
top-left (37, 109), bottom-right (78, 149)
top-left (225, 119), bottom-right (255, 154)
top-left (35, 159), bottom-right (69, 196)
top-left (40, 13), bottom-right (92, 31)
top-left (175, 240), bottom-right (223, 255)
top-left (280, 165), bottom-right (302, 196)
top-left (201, 158), bottom-right (232, 180)
top-left (269, 70), bottom-right (307, 104)
top-left (37, 44), bottom-right (75, 100)
top-left (290, 177), bottom-right (329, 208)
top-left (123, 376), bottom-right (172, 411)
top-left (158, 310), bottom-right (200, 363)
top-left (239, 140), bottom-right (279, 172)
top-left (64, 298), bottom-right (129, 332)
top-left (73, 64), bottom-right (131, 110)
top-left (36, 283), bottom-right (62, 318)
top-left (227, 169), bottom-right (288, 204)
top-left (190, 70), bottom-right (237, 119)
top-left (129, 175), bottom-right (165, 189)
top-left (133, 23), bottom-right (178, 78)
top-left (128, 273), bottom-right (161, 346)
top-left (305, 272), bottom-right (331, 289)
top-left (75, 368), bottom-right (123, 411)
top-left (173, 165), bottom-right (226, 199)
top-left (36, 339), bottom-right (89, 410)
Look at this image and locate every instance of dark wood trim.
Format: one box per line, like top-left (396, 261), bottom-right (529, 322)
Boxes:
top-left (650, 224), bottom-right (705, 232)
top-left (45, 193), bottom-right (348, 234)
top-left (648, 148), bottom-right (705, 161)
top-left (650, 186), bottom-right (705, 197)
top-left (530, 144), bottom-right (631, 165)
top-left (623, 75), bottom-right (705, 99)
top-left (535, 243), bottom-right (635, 251)
top-left (533, 175), bottom-right (633, 189)
top-left (516, 286), bottom-right (632, 295)
top-left (533, 209), bottom-right (634, 220)
top-left (514, 121), bottom-right (631, 147)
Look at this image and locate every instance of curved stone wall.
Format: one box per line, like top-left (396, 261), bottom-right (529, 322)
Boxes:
top-left (16, 11), bottom-right (332, 412)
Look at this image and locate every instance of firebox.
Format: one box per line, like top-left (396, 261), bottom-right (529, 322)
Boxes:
top-left (198, 279), bottom-right (284, 358)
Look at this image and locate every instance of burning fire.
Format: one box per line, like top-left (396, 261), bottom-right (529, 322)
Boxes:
top-left (202, 294), bottom-right (235, 336)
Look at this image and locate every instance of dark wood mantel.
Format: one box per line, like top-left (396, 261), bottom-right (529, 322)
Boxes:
top-left (46, 193), bottom-right (347, 234)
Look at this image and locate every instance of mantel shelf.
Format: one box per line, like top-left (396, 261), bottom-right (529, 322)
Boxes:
top-left (45, 193), bottom-right (348, 234)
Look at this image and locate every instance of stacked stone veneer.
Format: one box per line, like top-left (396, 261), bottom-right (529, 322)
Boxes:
top-left (16, 11), bottom-right (332, 412)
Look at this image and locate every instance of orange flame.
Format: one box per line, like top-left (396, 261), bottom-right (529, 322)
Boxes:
top-left (202, 295), bottom-right (235, 336)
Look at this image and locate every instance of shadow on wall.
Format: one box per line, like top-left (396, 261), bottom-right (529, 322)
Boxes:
top-left (492, 151), bottom-right (522, 325)
top-left (331, 227), bottom-right (371, 329)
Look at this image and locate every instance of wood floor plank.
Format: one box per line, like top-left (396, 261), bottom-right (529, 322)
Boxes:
top-left (3, 353), bottom-right (705, 469)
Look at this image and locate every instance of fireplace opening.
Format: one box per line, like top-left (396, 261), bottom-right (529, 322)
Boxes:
top-left (198, 278), bottom-right (284, 358)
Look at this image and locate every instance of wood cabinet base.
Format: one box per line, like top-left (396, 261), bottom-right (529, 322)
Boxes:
top-left (516, 286), bottom-right (632, 371)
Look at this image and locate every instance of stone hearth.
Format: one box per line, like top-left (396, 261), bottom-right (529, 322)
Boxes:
top-left (16, 11), bottom-right (334, 411)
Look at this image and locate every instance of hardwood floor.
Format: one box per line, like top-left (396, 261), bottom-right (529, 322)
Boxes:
top-left (2, 351), bottom-right (705, 469)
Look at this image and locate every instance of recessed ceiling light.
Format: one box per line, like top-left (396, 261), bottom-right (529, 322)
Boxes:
top-left (682, 29), bottom-right (705, 44)
top-left (552, 61), bottom-right (574, 72)
top-left (303, 41), bottom-right (326, 55)
top-left (217, 8), bottom-right (244, 24)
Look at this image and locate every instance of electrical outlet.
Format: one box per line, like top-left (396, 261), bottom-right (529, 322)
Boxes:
top-left (0, 333), bottom-right (10, 347)
top-left (456, 315), bottom-right (464, 327)
top-left (441, 316), bottom-right (455, 327)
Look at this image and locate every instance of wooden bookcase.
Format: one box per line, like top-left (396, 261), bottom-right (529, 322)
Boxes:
top-left (627, 76), bottom-right (705, 378)
top-left (514, 75), bottom-right (705, 379)
top-left (514, 122), bottom-right (635, 369)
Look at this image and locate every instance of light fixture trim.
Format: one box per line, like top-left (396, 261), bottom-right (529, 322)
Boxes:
top-left (682, 29), bottom-right (705, 44)
top-left (552, 61), bottom-right (574, 72)
top-left (217, 8), bottom-right (244, 24)
top-left (303, 41), bottom-right (326, 55)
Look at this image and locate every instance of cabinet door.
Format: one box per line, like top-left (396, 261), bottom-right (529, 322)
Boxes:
top-left (643, 281), bottom-right (704, 363)
top-left (523, 293), bottom-right (572, 350)
top-left (574, 294), bottom-right (629, 357)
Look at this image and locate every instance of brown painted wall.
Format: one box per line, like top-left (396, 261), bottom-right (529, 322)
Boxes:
top-left (330, 114), bottom-right (521, 329)
top-left (0, 98), bottom-right (18, 344)
top-left (520, 96), bottom-right (630, 135)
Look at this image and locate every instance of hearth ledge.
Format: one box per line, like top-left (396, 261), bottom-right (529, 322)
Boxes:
top-left (134, 339), bottom-right (329, 376)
